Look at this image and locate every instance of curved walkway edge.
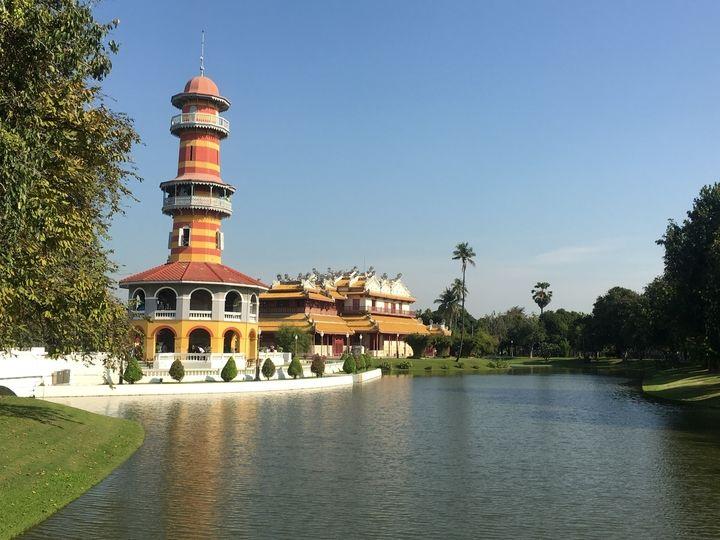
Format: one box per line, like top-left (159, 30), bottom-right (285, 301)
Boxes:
top-left (35, 369), bottom-right (383, 399)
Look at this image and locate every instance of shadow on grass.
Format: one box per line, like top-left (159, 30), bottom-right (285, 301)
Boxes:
top-left (0, 401), bottom-right (83, 427)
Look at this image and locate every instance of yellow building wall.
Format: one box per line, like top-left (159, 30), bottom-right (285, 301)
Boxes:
top-left (133, 319), bottom-right (260, 362)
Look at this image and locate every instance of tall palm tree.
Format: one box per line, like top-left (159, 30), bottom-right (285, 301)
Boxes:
top-left (452, 242), bottom-right (476, 361)
top-left (434, 287), bottom-right (460, 329)
top-left (531, 282), bottom-right (553, 315)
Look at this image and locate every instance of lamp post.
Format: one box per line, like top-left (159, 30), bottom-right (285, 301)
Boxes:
top-left (510, 339), bottom-right (514, 358)
top-left (294, 333), bottom-right (298, 359)
top-left (359, 333), bottom-right (363, 354)
top-left (345, 333), bottom-right (349, 355)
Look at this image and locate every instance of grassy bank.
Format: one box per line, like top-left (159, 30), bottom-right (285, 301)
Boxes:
top-left (642, 368), bottom-right (720, 406)
top-left (0, 397), bottom-right (144, 538)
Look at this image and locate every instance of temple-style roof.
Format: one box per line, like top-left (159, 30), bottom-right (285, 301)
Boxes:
top-left (308, 313), bottom-right (355, 335)
top-left (371, 315), bottom-right (429, 335)
top-left (258, 313), bottom-right (312, 333)
top-left (119, 262), bottom-right (268, 289)
top-left (261, 280), bottom-right (336, 303)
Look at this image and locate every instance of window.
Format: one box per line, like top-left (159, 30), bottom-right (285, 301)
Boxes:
top-left (352, 299), bottom-right (360, 311)
top-left (178, 226), bottom-right (190, 247)
top-left (216, 231), bottom-right (224, 250)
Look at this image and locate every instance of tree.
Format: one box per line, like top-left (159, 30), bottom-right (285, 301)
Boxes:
top-left (122, 357), bottom-right (143, 384)
top-left (658, 183), bottom-right (720, 370)
top-left (221, 357), bottom-right (238, 382)
top-left (405, 334), bottom-right (431, 359)
top-left (169, 359), bottom-right (185, 382)
top-left (0, 1), bottom-right (140, 363)
top-left (452, 242), bottom-right (476, 361)
top-left (434, 287), bottom-right (460, 329)
top-left (287, 356), bottom-right (303, 379)
top-left (589, 287), bottom-right (647, 358)
top-left (262, 358), bottom-right (276, 380)
top-left (531, 282), bottom-right (553, 315)
top-left (342, 353), bottom-right (356, 374)
top-left (310, 355), bottom-right (325, 378)
top-left (275, 326), bottom-right (312, 357)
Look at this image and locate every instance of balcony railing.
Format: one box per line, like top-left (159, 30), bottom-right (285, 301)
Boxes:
top-left (162, 195), bottom-right (232, 215)
top-left (131, 310), bottom-right (145, 319)
top-left (224, 312), bottom-right (243, 321)
top-left (154, 310), bottom-right (176, 320)
top-left (170, 112), bottom-right (230, 135)
top-left (189, 310), bottom-right (212, 320)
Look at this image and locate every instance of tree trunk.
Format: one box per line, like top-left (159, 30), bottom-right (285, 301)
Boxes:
top-left (456, 265), bottom-right (466, 362)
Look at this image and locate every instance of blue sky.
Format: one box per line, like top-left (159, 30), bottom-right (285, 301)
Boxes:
top-left (96, 0), bottom-right (720, 315)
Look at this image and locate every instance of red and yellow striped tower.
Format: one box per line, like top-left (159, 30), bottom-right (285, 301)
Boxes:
top-left (120, 71), bottom-right (268, 366)
top-left (161, 76), bottom-right (233, 264)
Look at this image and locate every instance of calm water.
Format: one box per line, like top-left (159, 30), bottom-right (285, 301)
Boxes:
top-left (24, 374), bottom-right (720, 539)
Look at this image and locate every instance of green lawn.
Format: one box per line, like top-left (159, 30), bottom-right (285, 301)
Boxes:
top-left (372, 357), bottom-right (514, 376)
top-left (0, 397), bottom-right (144, 538)
top-left (642, 367), bottom-right (720, 406)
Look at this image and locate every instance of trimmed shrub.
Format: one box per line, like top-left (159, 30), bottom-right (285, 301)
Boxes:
top-left (397, 360), bottom-right (412, 370)
top-left (311, 355), bottom-right (326, 378)
top-left (262, 358), bottom-right (276, 380)
top-left (169, 359), bottom-right (185, 382)
top-left (123, 357), bottom-right (143, 384)
top-left (221, 357), bottom-right (238, 382)
top-left (379, 361), bottom-right (391, 372)
top-left (360, 353), bottom-right (373, 370)
top-left (342, 354), bottom-right (357, 374)
top-left (287, 357), bottom-right (303, 379)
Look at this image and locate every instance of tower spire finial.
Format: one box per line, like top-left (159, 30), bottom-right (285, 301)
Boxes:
top-left (200, 30), bottom-right (205, 76)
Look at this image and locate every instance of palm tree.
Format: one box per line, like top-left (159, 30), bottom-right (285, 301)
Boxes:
top-left (434, 287), bottom-right (460, 329)
top-left (452, 242), bottom-right (476, 362)
top-left (531, 282), bottom-right (553, 315)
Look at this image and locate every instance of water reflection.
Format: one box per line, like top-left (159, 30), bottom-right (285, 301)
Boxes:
top-left (24, 375), bottom-right (720, 539)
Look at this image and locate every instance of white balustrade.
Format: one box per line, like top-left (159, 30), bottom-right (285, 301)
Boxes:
top-left (224, 312), bottom-right (243, 321)
top-left (189, 310), bottom-right (212, 320)
top-left (162, 195), bottom-right (232, 214)
top-left (154, 310), bottom-right (176, 320)
top-left (170, 112), bottom-right (230, 133)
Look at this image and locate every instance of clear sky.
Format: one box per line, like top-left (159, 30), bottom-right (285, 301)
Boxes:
top-left (95, 0), bottom-right (720, 316)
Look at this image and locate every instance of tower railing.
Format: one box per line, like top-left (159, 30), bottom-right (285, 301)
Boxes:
top-left (170, 112), bottom-right (230, 135)
top-left (162, 195), bottom-right (232, 215)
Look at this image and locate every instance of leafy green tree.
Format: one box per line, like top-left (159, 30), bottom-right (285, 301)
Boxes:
top-left (310, 355), bottom-right (325, 377)
top-left (0, 1), bottom-right (140, 363)
top-left (452, 242), bottom-right (476, 362)
top-left (589, 287), bottom-right (648, 358)
top-left (221, 357), bottom-right (238, 382)
top-left (287, 356), bottom-right (303, 379)
top-left (275, 326), bottom-right (312, 356)
top-left (122, 357), bottom-right (143, 384)
top-left (531, 282), bottom-right (553, 315)
top-left (658, 183), bottom-right (720, 370)
top-left (261, 358), bottom-right (276, 380)
top-left (168, 359), bottom-right (185, 382)
top-left (405, 334), bottom-right (431, 359)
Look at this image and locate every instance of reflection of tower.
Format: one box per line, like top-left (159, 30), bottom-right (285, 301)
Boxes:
top-left (162, 75), bottom-right (233, 264)
top-left (119, 58), bottom-right (268, 363)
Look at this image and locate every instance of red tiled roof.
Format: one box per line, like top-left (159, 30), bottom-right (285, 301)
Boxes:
top-left (119, 262), bottom-right (268, 289)
top-left (183, 75), bottom-right (220, 96)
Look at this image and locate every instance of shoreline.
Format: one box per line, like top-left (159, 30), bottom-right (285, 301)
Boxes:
top-left (0, 397), bottom-right (144, 538)
top-left (641, 367), bottom-right (720, 407)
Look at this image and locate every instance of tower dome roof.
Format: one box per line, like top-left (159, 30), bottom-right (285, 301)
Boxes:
top-left (183, 75), bottom-right (220, 96)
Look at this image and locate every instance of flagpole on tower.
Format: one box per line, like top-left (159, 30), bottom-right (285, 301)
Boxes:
top-left (200, 30), bottom-right (205, 76)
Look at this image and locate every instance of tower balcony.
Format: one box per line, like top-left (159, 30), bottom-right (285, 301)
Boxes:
top-left (170, 112), bottom-right (230, 137)
top-left (162, 195), bottom-right (233, 216)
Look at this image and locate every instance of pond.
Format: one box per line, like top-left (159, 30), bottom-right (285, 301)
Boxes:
top-left (24, 374), bottom-right (720, 539)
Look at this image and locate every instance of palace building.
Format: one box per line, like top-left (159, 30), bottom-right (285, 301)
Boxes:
top-left (259, 269), bottom-right (434, 358)
top-left (120, 73), bottom-right (268, 366)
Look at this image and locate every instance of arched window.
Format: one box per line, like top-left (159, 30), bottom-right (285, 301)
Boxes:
top-left (132, 289), bottom-right (146, 311)
top-left (250, 294), bottom-right (259, 318)
top-left (190, 289), bottom-right (213, 312)
top-left (223, 329), bottom-right (241, 353)
top-left (225, 291), bottom-right (242, 313)
top-left (156, 328), bottom-right (175, 353)
top-left (188, 328), bottom-right (211, 353)
top-left (156, 288), bottom-right (177, 311)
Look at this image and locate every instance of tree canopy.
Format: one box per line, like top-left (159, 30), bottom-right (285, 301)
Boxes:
top-left (0, 0), bottom-right (139, 362)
